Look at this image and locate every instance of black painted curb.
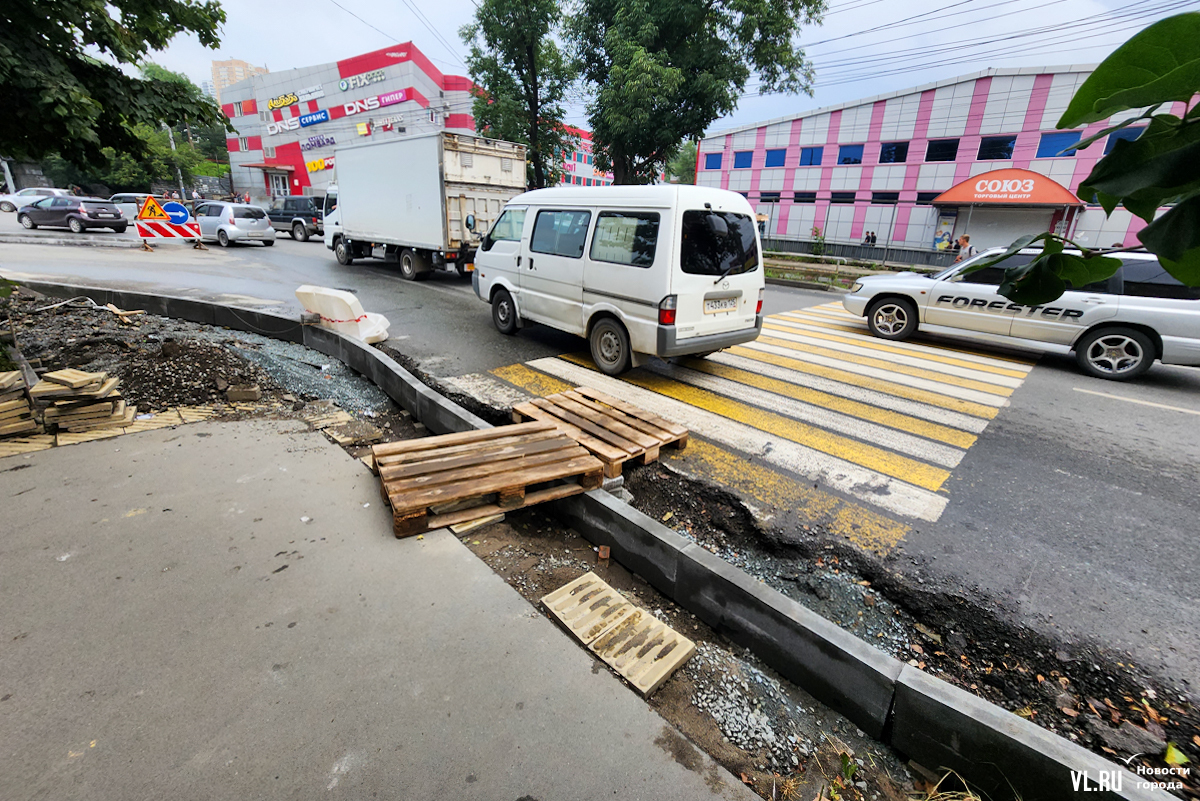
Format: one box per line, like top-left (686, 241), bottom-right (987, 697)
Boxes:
top-left (765, 276), bottom-right (835, 292)
top-left (12, 280), bottom-right (1161, 800)
top-left (15, 280), bottom-right (490, 435)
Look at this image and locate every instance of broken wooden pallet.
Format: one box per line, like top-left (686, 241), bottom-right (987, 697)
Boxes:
top-left (43, 368), bottom-right (107, 389)
top-left (512, 386), bottom-right (688, 478)
top-left (372, 422), bottom-right (605, 538)
top-left (541, 572), bottom-right (695, 697)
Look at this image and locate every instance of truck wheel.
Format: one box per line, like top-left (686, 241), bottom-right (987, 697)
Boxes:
top-left (492, 289), bottom-right (518, 335)
top-left (400, 249), bottom-right (431, 281)
top-left (1075, 327), bottom-right (1155, 380)
top-left (866, 297), bottom-right (918, 341)
top-left (335, 239), bottom-right (354, 265)
top-left (292, 222), bottom-right (309, 242)
top-left (590, 318), bottom-right (632, 376)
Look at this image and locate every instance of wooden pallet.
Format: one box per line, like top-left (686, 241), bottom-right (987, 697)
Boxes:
top-left (512, 386), bottom-right (688, 478)
top-left (372, 422), bottom-right (605, 537)
top-left (542, 572), bottom-right (696, 697)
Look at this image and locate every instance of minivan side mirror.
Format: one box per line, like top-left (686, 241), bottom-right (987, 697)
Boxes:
top-left (465, 213), bottom-right (476, 231)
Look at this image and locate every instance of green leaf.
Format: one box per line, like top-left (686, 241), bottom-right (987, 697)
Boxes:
top-left (1076, 114), bottom-right (1200, 222)
top-left (964, 233), bottom-right (1048, 275)
top-left (999, 256), bottom-right (1066, 306)
top-left (1137, 195), bottom-right (1200, 285)
top-left (0, 279), bottom-right (16, 299)
top-left (1059, 12), bottom-right (1200, 128)
top-left (1164, 742), bottom-right (1190, 766)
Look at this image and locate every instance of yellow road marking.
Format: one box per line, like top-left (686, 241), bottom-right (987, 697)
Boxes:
top-left (665, 439), bottom-right (910, 554)
top-left (763, 322), bottom-right (1030, 378)
top-left (758, 335), bottom-right (1015, 397)
top-left (727, 346), bottom-right (999, 419)
top-left (489, 363), bottom-right (574, 397)
top-left (675, 357), bottom-right (977, 449)
top-left (560, 353), bottom-right (950, 492)
top-left (780, 309), bottom-right (1038, 365)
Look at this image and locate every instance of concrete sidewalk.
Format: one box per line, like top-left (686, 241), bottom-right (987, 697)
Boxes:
top-left (0, 420), bottom-right (753, 801)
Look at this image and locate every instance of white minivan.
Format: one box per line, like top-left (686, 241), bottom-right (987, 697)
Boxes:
top-left (472, 185), bottom-right (765, 375)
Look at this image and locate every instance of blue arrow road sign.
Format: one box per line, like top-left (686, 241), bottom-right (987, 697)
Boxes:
top-left (162, 202), bottom-right (190, 225)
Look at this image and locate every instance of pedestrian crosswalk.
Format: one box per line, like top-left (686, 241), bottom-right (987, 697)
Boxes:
top-left (485, 301), bottom-right (1036, 527)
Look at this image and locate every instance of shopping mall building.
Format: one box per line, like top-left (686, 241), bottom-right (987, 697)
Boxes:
top-left (221, 42), bottom-right (611, 202)
top-left (696, 66), bottom-right (1180, 252)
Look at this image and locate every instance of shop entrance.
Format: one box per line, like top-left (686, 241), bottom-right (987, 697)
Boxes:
top-left (932, 168), bottom-right (1083, 251)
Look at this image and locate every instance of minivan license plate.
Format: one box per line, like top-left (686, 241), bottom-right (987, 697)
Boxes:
top-left (704, 297), bottom-right (737, 314)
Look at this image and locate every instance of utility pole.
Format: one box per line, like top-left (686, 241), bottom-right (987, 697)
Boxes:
top-left (162, 123), bottom-right (187, 201)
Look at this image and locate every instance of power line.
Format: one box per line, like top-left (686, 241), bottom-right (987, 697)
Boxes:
top-left (326, 0), bottom-right (468, 72)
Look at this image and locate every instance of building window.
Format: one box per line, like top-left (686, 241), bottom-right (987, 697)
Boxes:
top-left (1104, 127), bottom-right (1146, 154)
top-left (263, 146), bottom-right (276, 158)
top-left (925, 139), bottom-right (959, 162)
top-left (799, 147), bottom-right (823, 166)
top-left (1036, 132), bottom-right (1081, 158)
top-left (764, 149), bottom-right (786, 168)
top-left (879, 142), bottom-right (909, 164)
top-left (587, 155), bottom-right (593, 165)
top-left (977, 135), bottom-right (1018, 160)
top-left (830, 191), bottom-right (856, 203)
top-left (232, 101), bottom-right (244, 117)
top-left (574, 176), bottom-right (582, 185)
top-left (760, 192), bottom-right (781, 203)
top-left (837, 145), bottom-right (864, 165)
top-left (916, 192), bottom-right (940, 205)
top-left (733, 151), bottom-right (753, 169)
top-left (871, 192), bottom-right (899, 204)
top-left (794, 191), bottom-right (817, 203)
top-left (704, 153), bottom-right (722, 170)
top-left (238, 137), bottom-right (249, 151)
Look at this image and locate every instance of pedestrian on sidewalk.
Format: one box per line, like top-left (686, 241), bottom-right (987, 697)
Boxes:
top-left (953, 234), bottom-right (978, 262)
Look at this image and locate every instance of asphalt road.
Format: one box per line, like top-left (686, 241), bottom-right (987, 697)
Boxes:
top-left (3, 221), bottom-right (1198, 691)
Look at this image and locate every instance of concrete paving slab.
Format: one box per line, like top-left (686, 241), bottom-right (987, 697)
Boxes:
top-left (0, 420), bottom-right (753, 801)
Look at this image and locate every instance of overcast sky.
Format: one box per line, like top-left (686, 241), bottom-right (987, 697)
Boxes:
top-left (153, 0), bottom-right (1191, 135)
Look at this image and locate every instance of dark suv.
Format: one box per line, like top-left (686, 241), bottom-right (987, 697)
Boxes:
top-left (267, 196), bottom-right (323, 242)
top-left (18, 196), bottom-right (126, 233)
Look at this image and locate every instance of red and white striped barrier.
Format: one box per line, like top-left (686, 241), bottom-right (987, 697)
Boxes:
top-left (135, 220), bottom-right (201, 239)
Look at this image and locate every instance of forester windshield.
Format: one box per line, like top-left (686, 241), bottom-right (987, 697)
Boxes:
top-left (680, 210), bottom-right (759, 277)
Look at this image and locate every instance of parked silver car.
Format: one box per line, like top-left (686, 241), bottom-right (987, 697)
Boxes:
top-left (843, 249), bottom-right (1200, 380)
top-left (0, 187), bottom-right (74, 213)
top-left (193, 201), bottom-right (276, 247)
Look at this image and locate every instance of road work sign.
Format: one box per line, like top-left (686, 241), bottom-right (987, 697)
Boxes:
top-left (137, 196), bottom-right (171, 221)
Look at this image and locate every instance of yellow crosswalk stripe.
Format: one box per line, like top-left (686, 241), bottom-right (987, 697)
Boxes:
top-left (726, 345), bottom-right (999, 419)
top-left (490, 363), bottom-right (573, 397)
top-left (559, 353), bottom-right (951, 492)
top-left (674, 357), bottom-right (977, 449)
top-left (763, 322), bottom-right (1029, 378)
top-left (758, 335), bottom-right (1015, 397)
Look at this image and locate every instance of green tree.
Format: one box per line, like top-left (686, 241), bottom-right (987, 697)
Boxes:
top-left (667, 140), bottom-right (697, 184)
top-left (460, 0), bottom-right (580, 189)
top-left (0, 1), bottom-right (229, 165)
top-left (977, 12), bottom-right (1200, 304)
top-left (569, 0), bottom-right (822, 184)
top-left (42, 125), bottom-right (203, 194)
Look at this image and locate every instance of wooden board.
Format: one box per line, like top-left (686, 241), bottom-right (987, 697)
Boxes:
top-left (373, 424), bottom-right (604, 537)
top-left (0, 418), bottom-right (40, 437)
top-left (0, 435), bottom-right (55, 458)
top-left (513, 386), bottom-right (688, 478)
top-left (29, 376), bottom-right (119, 400)
top-left (542, 572), bottom-right (695, 697)
top-left (0, 371), bottom-right (22, 391)
top-left (61, 405), bottom-right (136, 432)
top-left (43, 368), bottom-right (107, 389)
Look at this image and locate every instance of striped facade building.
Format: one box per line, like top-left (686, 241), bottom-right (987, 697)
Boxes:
top-left (697, 66), bottom-right (1181, 252)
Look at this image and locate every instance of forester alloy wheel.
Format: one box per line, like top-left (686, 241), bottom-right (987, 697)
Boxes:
top-left (866, 298), bottom-right (918, 340)
top-left (1077, 328), bottom-right (1153, 380)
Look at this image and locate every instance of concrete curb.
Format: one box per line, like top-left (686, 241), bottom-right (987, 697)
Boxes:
top-left (14, 280), bottom-right (490, 436)
top-left (11, 279), bottom-right (1160, 800)
top-left (0, 233), bottom-right (142, 248)
top-left (765, 276), bottom-right (834, 291)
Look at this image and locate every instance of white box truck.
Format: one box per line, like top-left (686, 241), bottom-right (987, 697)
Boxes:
top-left (322, 132), bottom-right (527, 279)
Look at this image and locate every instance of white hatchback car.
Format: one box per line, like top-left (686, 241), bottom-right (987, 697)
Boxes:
top-left (843, 249), bottom-right (1200, 380)
top-left (0, 187), bottom-right (73, 213)
top-left (192, 201), bottom-right (276, 247)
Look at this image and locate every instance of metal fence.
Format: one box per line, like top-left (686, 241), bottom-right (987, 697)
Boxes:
top-left (762, 237), bottom-right (958, 270)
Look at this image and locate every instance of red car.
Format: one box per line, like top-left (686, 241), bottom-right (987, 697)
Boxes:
top-left (17, 196), bottom-right (127, 233)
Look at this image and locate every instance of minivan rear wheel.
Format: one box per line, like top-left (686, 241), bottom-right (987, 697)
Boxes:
top-left (590, 317), bottom-right (632, 376)
top-left (866, 297), bottom-right (918, 340)
top-left (1076, 327), bottom-right (1154, 380)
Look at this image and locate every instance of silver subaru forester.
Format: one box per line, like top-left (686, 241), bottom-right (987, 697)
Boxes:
top-left (843, 249), bottom-right (1200, 380)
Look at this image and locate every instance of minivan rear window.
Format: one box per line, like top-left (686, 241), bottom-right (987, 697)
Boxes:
top-left (590, 212), bottom-right (659, 268)
top-left (234, 207), bottom-right (266, 219)
top-left (680, 211), bottom-right (759, 276)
